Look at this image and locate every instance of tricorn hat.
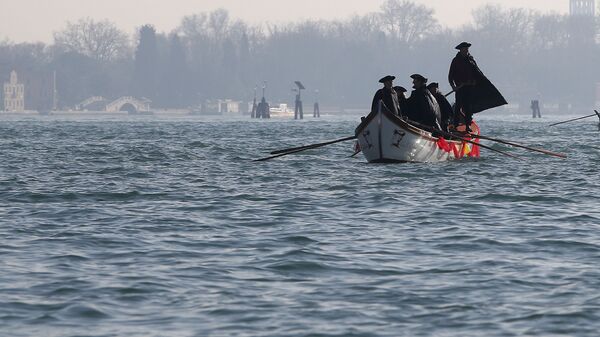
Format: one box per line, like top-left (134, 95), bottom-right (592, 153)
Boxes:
top-left (455, 42), bottom-right (472, 50)
top-left (379, 75), bottom-right (395, 83)
top-left (410, 74), bottom-right (428, 83)
top-left (426, 82), bottom-right (439, 90)
top-left (393, 86), bottom-right (407, 93)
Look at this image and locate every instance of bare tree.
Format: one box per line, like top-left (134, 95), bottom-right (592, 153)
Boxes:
top-left (209, 9), bottom-right (230, 40)
top-left (471, 5), bottom-right (537, 52)
top-left (179, 13), bottom-right (209, 39)
top-left (378, 0), bottom-right (439, 45)
top-left (54, 18), bottom-right (130, 62)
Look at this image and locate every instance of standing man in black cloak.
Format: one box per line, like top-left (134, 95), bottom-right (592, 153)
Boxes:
top-left (371, 75), bottom-right (400, 115)
top-left (427, 82), bottom-right (453, 131)
top-left (448, 42), bottom-right (507, 132)
top-left (406, 74), bottom-right (441, 130)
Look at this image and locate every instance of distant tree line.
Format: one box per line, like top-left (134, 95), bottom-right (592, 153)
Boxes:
top-left (0, 0), bottom-right (598, 111)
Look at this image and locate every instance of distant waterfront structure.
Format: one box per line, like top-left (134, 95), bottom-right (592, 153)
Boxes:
top-left (75, 96), bottom-right (151, 113)
top-left (106, 96), bottom-right (151, 113)
top-left (570, 0), bottom-right (596, 16)
top-left (3, 70), bottom-right (25, 112)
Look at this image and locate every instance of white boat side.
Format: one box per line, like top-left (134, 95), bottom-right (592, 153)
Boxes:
top-left (355, 108), bottom-right (463, 163)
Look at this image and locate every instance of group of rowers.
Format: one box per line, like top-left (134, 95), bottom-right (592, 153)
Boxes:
top-left (371, 42), bottom-right (482, 133)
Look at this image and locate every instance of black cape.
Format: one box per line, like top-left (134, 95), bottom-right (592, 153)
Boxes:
top-left (455, 53), bottom-right (507, 114)
top-left (371, 87), bottom-right (399, 115)
top-left (406, 87), bottom-right (441, 129)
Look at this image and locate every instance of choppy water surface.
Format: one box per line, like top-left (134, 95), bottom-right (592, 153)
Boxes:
top-left (1, 114), bottom-right (599, 337)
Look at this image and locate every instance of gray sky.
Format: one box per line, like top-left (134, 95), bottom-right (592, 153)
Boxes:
top-left (1, 0), bottom-right (571, 43)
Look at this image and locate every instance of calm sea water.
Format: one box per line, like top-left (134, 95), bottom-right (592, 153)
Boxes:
top-left (1, 113), bottom-right (599, 337)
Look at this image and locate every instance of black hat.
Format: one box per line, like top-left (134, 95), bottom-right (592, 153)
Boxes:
top-left (393, 86), bottom-right (407, 93)
top-left (410, 74), bottom-right (428, 83)
top-left (426, 82), bottom-right (439, 90)
top-left (455, 42), bottom-right (472, 50)
top-left (379, 75), bottom-right (395, 83)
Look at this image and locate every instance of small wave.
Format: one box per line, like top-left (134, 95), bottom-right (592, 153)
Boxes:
top-left (59, 304), bottom-right (110, 320)
top-left (266, 260), bottom-right (329, 273)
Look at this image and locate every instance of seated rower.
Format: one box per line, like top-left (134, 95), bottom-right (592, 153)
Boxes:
top-left (371, 75), bottom-right (400, 115)
top-left (406, 74), bottom-right (442, 130)
top-left (393, 86), bottom-right (408, 118)
top-left (427, 82), bottom-right (454, 131)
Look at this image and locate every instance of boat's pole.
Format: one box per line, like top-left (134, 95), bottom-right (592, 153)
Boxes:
top-left (549, 114), bottom-right (597, 127)
top-left (444, 84), bottom-right (465, 98)
top-left (471, 134), bottom-right (566, 159)
top-left (267, 135), bottom-right (358, 155)
top-left (406, 120), bottom-right (521, 160)
top-left (256, 135), bottom-right (357, 162)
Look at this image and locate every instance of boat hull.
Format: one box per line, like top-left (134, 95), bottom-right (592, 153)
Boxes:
top-left (355, 109), bottom-right (467, 163)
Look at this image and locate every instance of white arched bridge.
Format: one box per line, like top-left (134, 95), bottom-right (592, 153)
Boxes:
top-left (105, 96), bottom-right (151, 113)
top-left (76, 96), bottom-right (151, 113)
top-left (76, 96), bottom-right (106, 110)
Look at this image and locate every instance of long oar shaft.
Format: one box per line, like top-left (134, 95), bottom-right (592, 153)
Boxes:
top-left (549, 114), bottom-right (597, 127)
top-left (472, 134), bottom-right (567, 159)
top-left (446, 133), bottom-right (520, 159)
top-left (444, 84), bottom-right (465, 97)
top-left (269, 136), bottom-right (356, 155)
top-left (406, 120), bottom-right (521, 160)
top-left (257, 136), bottom-right (357, 161)
top-left (256, 146), bottom-right (320, 162)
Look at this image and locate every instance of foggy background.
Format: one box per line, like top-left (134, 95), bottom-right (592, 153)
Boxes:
top-left (0, 0), bottom-right (598, 112)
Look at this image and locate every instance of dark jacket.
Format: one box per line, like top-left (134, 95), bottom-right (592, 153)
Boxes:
top-left (432, 92), bottom-right (453, 131)
top-left (406, 87), bottom-right (441, 129)
top-left (371, 87), bottom-right (399, 115)
top-left (448, 52), bottom-right (508, 114)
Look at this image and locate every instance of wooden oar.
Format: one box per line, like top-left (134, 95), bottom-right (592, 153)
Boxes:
top-left (471, 134), bottom-right (566, 159)
top-left (444, 84), bottom-right (465, 97)
top-left (406, 120), bottom-right (521, 160)
top-left (549, 114), bottom-right (597, 127)
top-left (269, 136), bottom-right (357, 155)
top-left (595, 110), bottom-right (600, 119)
top-left (257, 135), bottom-right (357, 161)
top-left (349, 149), bottom-right (361, 158)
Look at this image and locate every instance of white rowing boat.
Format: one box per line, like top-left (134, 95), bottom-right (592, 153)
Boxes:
top-left (354, 106), bottom-right (480, 163)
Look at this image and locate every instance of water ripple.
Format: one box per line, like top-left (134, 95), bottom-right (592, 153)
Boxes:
top-left (1, 115), bottom-right (600, 337)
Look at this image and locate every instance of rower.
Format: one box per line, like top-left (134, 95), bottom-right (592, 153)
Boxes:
top-left (393, 86), bottom-right (408, 118)
top-left (406, 74), bottom-right (441, 130)
top-left (371, 75), bottom-right (400, 115)
top-left (427, 82), bottom-right (454, 131)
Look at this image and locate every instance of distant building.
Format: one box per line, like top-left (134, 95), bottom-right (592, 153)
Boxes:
top-left (202, 99), bottom-right (244, 115)
top-left (570, 0), bottom-right (596, 16)
top-left (4, 70), bottom-right (25, 112)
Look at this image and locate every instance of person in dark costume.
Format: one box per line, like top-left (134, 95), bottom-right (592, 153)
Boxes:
top-left (393, 86), bottom-right (408, 118)
top-left (427, 82), bottom-right (454, 131)
top-left (448, 42), bottom-right (507, 132)
top-left (371, 75), bottom-right (400, 115)
top-left (406, 74), bottom-right (441, 130)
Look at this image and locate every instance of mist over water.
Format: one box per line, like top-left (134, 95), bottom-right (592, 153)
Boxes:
top-left (1, 114), bottom-right (599, 336)
top-left (2, 0), bottom-right (600, 335)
